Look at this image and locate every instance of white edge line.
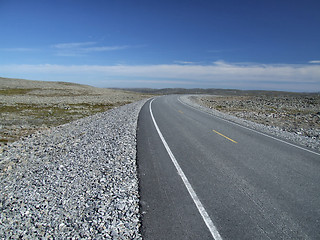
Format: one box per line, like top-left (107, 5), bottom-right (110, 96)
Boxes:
top-left (149, 98), bottom-right (223, 240)
top-left (178, 97), bottom-right (320, 156)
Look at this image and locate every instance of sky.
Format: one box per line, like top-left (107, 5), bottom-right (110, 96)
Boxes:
top-left (0, 0), bottom-right (320, 92)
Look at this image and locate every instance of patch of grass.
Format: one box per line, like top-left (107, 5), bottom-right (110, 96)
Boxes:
top-left (215, 105), bottom-right (225, 109)
top-left (0, 101), bottom-right (135, 145)
top-left (0, 105), bottom-right (21, 113)
top-left (27, 89), bottom-right (89, 97)
top-left (0, 88), bottom-right (34, 95)
top-left (0, 139), bottom-right (9, 143)
top-left (56, 81), bottom-right (81, 86)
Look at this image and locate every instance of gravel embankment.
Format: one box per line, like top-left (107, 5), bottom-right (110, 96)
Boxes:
top-left (180, 95), bottom-right (320, 152)
top-left (0, 99), bottom-right (148, 239)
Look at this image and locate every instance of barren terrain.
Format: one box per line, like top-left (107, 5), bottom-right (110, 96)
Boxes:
top-left (0, 77), bottom-right (151, 147)
top-left (192, 94), bottom-right (320, 141)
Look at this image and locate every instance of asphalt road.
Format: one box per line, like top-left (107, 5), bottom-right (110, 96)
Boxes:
top-left (137, 95), bottom-right (320, 240)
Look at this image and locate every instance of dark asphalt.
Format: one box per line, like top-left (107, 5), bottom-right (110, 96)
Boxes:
top-left (137, 95), bottom-right (320, 240)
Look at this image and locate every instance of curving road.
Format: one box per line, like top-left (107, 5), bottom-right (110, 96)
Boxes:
top-left (137, 95), bottom-right (320, 240)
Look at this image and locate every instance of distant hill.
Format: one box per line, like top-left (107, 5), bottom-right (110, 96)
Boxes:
top-left (115, 88), bottom-right (319, 97)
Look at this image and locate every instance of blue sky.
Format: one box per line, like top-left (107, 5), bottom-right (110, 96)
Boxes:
top-left (0, 0), bottom-right (319, 91)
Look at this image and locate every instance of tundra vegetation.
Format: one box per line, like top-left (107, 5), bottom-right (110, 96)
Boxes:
top-left (0, 77), bottom-right (152, 147)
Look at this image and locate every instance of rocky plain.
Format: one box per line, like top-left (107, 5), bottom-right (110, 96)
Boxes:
top-left (191, 93), bottom-right (320, 151)
top-left (0, 77), bottom-right (150, 147)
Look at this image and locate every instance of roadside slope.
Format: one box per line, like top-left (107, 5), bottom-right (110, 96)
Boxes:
top-left (1, 99), bottom-right (148, 239)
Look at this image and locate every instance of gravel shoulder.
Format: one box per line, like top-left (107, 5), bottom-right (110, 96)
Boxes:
top-left (0, 99), bottom-right (148, 239)
top-left (180, 95), bottom-right (320, 152)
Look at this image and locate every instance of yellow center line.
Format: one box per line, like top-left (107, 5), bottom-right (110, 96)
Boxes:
top-left (178, 110), bottom-right (184, 114)
top-left (213, 130), bottom-right (238, 143)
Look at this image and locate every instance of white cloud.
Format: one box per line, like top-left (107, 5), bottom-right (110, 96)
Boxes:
top-left (174, 61), bottom-right (197, 65)
top-left (53, 42), bottom-right (96, 49)
top-left (84, 46), bottom-right (129, 52)
top-left (52, 42), bottom-right (129, 56)
top-left (309, 60), bottom-right (320, 64)
top-left (1, 61), bottom-right (319, 91)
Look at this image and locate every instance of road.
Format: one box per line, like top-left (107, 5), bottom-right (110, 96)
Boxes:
top-left (137, 95), bottom-right (320, 240)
